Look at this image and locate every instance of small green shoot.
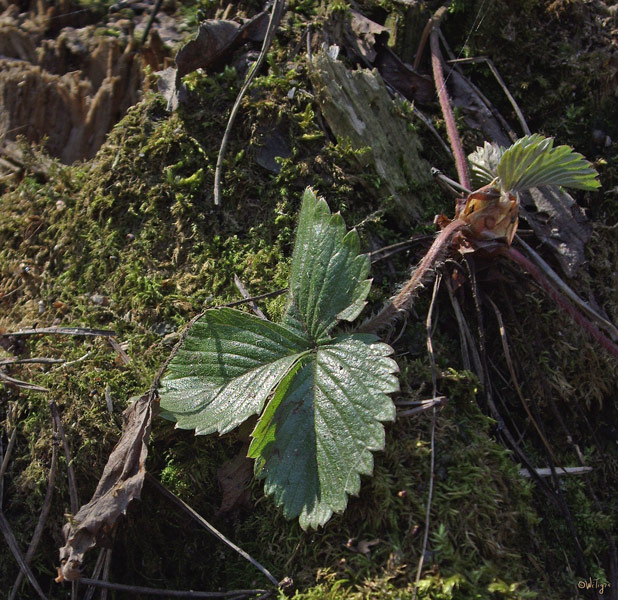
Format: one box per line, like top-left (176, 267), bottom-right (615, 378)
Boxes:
top-left (469, 134), bottom-right (600, 193)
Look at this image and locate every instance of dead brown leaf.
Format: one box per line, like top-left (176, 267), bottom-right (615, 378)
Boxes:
top-left (519, 186), bottom-right (592, 277)
top-left (57, 392), bottom-right (154, 581)
top-left (175, 19), bottom-right (241, 80)
top-left (175, 11), bottom-right (270, 81)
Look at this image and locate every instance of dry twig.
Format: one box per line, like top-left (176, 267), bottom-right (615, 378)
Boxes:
top-left (10, 418), bottom-right (59, 599)
top-left (146, 474), bottom-right (280, 588)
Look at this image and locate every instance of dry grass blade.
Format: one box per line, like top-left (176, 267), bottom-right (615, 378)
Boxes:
top-left (502, 246), bottom-right (618, 359)
top-left (0, 370), bottom-right (50, 392)
top-left (396, 396), bottom-right (447, 417)
top-left (0, 425), bottom-right (18, 491)
top-left (107, 337), bottom-right (131, 364)
top-left (213, 0), bottom-right (285, 206)
top-left (519, 467), bottom-right (592, 477)
top-left (515, 235), bottom-right (618, 341)
top-left (146, 474), bottom-right (280, 588)
top-left (412, 274), bottom-right (442, 600)
top-left (487, 297), bottom-right (561, 466)
top-left (234, 275), bottom-right (267, 320)
top-left (447, 56), bottom-right (531, 136)
top-left (9, 417), bottom-right (59, 600)
top-left (49, 402), bottom-right (79, 515)
top-left (0, 510), bottom-right (49, 600)
top-left (0, 358), bottom-right (64, 366)
top-left (1, 327), bottom-right (116, 338)
top-left (78, 578), bottom-right (270, 598)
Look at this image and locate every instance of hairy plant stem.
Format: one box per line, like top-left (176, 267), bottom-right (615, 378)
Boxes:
top-left (358, 219), bottom-right (465, 334)
top-left (430, 29), bottom-right (470, 191)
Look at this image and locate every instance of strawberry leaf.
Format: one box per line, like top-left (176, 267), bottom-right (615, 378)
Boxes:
top-left (159, 189), bottom-right (399, 528)
top-left (249, 335), bottom-right (398, 529)
top-left (159, 309), bottom-right (311, 435)
top-left (496, 134), bottom-right (600, 193)
top-left (282, 188), bottom-right (371, 341)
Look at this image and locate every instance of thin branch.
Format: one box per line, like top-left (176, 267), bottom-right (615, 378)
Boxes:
top-left (146, 474), bottom-right (280, 588)
top-left (413, 1), bottom-right (451, 71)
top-left (448, 56), bottom-right (530, 136)
top-left (140, 0), bottom-right (163, 44)
top-left (82, 549), bottom-right (106, 600)
top-left (77, 578), bottom-right (269, 599)
top-left (502, 246), bottom-right (618, 359)
top-left (58, 351), bottom-right (92, 369)
top-left (222, 288), bottom-right (287, 308)
top-left (1, 327), bottom-right (116, 338)
top-left (101, 549), bottom-right (112, 600)
top-left (213, 0), bottom-right (286, 205)
top-left (49, 401), bottom-right (79, 515)
top-left (368, 236), bottom-right (433, 263)
top-left (431, 168), bottom-right (471, 195)
top-left (0, 282), bottom-right (24, 301)
top-left (0, 510), bottom-right (48, 600)
top-left (412, 274), bottom-right (442, 600)
top-left (10, 418), bottom-right (59, 599)
top-left (411, 105), bottom-right (453, 158)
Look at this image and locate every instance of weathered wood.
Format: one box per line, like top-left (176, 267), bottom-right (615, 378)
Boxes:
top-left (309, 50), bottom-right (433, 223)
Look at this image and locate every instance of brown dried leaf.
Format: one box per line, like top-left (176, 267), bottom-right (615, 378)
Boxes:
top-left (174, 11), bottom-right (269, 81)
top-left (374, 45), bottom-right (434, 105)
top-left (57, 393), bottom-right (154, 581)
top-left (175, 19), bottom-right (241, 80)
top-left (519, 186), bottom-right (592, 277)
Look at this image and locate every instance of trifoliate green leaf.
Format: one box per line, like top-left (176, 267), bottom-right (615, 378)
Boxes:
top-left (496, 134), bottom-right (600, 193)
top-left (248, 334), bottom-right (398, 529)
top-left (159, 188), bottom-right (399, 528)
top-left (283, 188), bottom-right (371, 341)
top-left (159, 308), bottom-right (311, 435)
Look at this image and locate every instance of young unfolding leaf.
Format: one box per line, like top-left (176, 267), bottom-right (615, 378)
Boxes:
top-left (159, 188), bottom-right (399, 528)
top-left (468, 140), bottom-right (504, 187)
top-left (468, 134), bottom-right (600, 194)
top-left (497, 134), bottom-right (600, 192)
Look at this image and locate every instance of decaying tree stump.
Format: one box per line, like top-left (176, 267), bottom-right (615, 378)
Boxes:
top-left (309, 50), bottom-right (433, 223)
top-left (0, 3), bottom-right (169, 164)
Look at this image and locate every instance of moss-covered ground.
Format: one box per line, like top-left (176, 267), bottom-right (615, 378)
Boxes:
top-left (1, 1), bottom-right (617, 599)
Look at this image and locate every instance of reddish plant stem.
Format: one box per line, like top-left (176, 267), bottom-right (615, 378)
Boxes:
top-left (359, 219), bottom-right (466, 334)
top-left (502, 246), bottom-right (618, 360)
top-left (430, 29), bottom-right (470, 191)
